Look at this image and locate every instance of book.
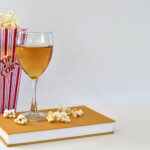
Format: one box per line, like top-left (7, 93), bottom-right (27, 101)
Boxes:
top-left (0, 106), bottom-right (116, 147)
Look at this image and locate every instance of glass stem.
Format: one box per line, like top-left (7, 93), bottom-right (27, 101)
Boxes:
top-left (30, 79), bottom-right (38, 113)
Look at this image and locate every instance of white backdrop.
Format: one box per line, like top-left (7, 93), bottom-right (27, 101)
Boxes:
top-left (1, 0), bottom-right (150, 110)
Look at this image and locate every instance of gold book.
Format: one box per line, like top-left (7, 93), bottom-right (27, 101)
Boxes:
top-left (0, 106), bottom-right (116, 147)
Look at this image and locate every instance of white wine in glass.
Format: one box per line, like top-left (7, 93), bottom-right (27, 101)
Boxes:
top-left (16, 31), bottom-right (53, 122)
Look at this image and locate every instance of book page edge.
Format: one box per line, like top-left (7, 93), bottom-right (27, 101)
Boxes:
top-left (0, 131), bottom-right (114, 147)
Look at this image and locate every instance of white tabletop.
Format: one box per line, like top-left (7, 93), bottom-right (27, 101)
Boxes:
top-left (0, 106), bottom-right (150, 150)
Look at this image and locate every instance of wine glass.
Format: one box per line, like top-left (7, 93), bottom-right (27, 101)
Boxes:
top-left (16, 31), bottom-right (53, 122)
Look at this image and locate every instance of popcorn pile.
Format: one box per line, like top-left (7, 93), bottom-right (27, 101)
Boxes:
top-left (71, 109), bottom-right (83, 118)
top-left (47, 104), bottom-right (83, 123)
top-left (3, 109), bottom-right (16, 118)
top-left (58, 104), bottom-right (71, 115)
top-left (47, 111), bottom-right (70, 123)
top-left (3, 109), bottom-right (27, 125)
top-left (0, 10), bottom-right (19, 29)
top-left (3, 105), bottom-right (83, 125)
top-left (14, 114), bottom-right (27, 125)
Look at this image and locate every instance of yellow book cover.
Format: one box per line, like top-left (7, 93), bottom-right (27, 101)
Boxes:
top-left (0, 106), bottom-right (116, 147)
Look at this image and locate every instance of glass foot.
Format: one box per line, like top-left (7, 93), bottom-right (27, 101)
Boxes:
top-left (21, 111), bottom-right (47, 122)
